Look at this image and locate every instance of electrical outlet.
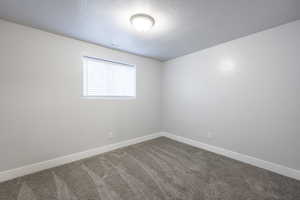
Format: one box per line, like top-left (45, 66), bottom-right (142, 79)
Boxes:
top-left (207, 132), bottom-right (213, 139)
top-left (108, 132), bottom-right (114, 139)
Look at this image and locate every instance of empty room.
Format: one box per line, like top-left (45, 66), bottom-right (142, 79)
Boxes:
top-left (0, 0), bottom-right (300, 199)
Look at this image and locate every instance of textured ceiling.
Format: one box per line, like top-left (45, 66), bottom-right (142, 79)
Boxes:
top-left (1, 0), bottom-right (300, 61)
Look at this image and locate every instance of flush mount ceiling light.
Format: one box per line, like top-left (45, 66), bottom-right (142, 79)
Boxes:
top-left (130, 14), bottom-right (155, 32)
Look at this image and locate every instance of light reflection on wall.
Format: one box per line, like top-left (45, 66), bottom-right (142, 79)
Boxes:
top-left (219, 60), bottom-right (236, 72)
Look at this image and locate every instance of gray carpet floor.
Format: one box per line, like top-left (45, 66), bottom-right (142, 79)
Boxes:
top-left (0, 137), bottom-right (300, 200)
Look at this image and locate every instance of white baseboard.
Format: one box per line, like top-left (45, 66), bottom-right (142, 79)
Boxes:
top-left (0, 133), bottom-right (162, 183)
top-left (161, 132), bottom-right (300, 181)
top-left (1, 132), bottom-right (299, 183)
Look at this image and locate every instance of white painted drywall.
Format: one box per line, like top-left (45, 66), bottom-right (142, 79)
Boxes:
top-left (2, 17), bottom-right (300, 174)
top-left (0, 20), bottom-right (162, 172)
top-left (162, 20), bottom-right (300, 170)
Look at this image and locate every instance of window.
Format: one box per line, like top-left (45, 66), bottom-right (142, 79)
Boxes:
top-left (82, 56), bottom-right (136, 98)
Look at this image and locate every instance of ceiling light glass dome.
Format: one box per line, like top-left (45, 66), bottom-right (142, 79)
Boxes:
top-left (130, 14), bottom-right (155, 32)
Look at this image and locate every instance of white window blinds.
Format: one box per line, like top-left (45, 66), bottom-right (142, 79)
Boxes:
top-left (82, 56), bottom-right (136, 97)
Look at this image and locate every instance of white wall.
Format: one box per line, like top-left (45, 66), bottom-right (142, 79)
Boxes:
top-left (162, 20), bottom-right (300, 170)
top-left (0, 20), bottom-right (162, 172)
top-left (2, 18), bottom-right (300, 174)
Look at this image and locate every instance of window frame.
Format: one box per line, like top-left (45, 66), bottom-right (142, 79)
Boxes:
top-left (81, 56), bottom-right (136, 100)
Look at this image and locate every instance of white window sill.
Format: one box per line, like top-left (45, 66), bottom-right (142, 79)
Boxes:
top-left (80, 96), bottom-right (136, 100)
